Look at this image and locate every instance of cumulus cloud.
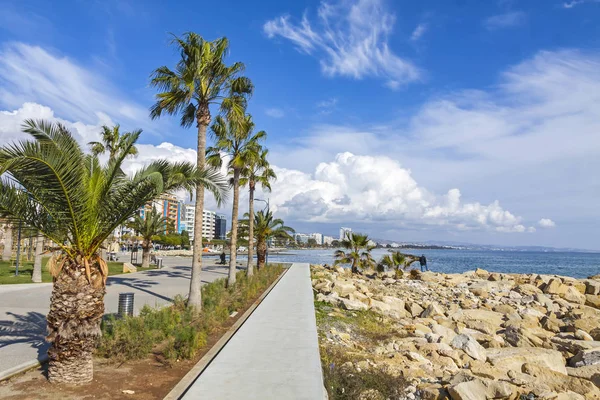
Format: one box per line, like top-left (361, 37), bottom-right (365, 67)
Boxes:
top-left (563, 0), bottom-right (600, 8)
top-left (263, 152), bottom-right (540, 233)
top-left (263, 0), bottom-right (421, 88)
top-left (265, 108), bottom-right (285, 118)
top-left (538, 218), bottom-right (556, 228)
top-left (483, 11), bottom-right (526, 30)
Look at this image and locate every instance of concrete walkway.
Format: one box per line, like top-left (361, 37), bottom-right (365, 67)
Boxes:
top-left (0, 255), bottom-right (236, 380)
top-left (182, 263), bottom-right (326, 400)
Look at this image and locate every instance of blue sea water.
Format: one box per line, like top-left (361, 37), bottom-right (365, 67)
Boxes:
top-left (268, 248), bottom-right (600, 279)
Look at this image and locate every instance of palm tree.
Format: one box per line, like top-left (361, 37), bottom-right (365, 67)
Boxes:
top-left (88, 124), bottom-right (139, 159)
top-left (1, 223), bottom-right (12, 261)
top-left (128, 208), bottom-right (166, 268)
top-left (334, 232), bottom-right (376, 274)
top-left (32, 233), bottom-right (44, 282)
top-left (149, 33), bottom-right (252, 308)
top-left (378, 251), bottom-right (406, 272)
top-left (240, 148), bottom-right (276, 276)
top-left (239, 210), bottom-right (294, 270)
top-left (207, 113), bottom-right (265, 286)
top-left (0, 119), bottom-right (227, 384)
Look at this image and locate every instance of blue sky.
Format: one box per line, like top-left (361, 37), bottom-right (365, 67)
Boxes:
top-left (1, 0), bottom-right (599, 249)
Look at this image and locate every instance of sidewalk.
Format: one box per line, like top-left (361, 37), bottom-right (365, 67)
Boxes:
top-left (0, 256), bottom-right (234, 380)
top-left (181, 263), bottom-right (326, 400)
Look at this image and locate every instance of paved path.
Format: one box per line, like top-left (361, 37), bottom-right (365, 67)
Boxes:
top-left (182, 263), bottom-right (326, 400)
top-left (0, 255), bottom-right (238, 379)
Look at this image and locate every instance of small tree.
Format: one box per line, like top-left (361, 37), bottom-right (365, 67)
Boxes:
top-left (88, 124), bottom-right (139, 159)
top-left (334, 232), bottom-right (375, 274)
top-left (128, 208), bottom-right (166, 268)
top-left (239, 210), bottom-right (294, 270)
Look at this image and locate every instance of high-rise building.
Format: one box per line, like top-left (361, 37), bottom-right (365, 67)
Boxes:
top-left (141, 194), bottom-right (181, 234)
top-left (309, 233), bottom-right (323, 245)
top-left (323, 235), bottom-right (334, 246)
top-left (295, 233), bottom-right (309, 244)
top-left (215, 214), bottom-right (227, 240)
top-left (181, 204), bottom-right (217, 241)
top-left (339, 227), bottom-right (352, 240)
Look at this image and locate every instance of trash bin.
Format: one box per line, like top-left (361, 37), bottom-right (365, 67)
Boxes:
top-left (118, 292), bottom-right (134, 317)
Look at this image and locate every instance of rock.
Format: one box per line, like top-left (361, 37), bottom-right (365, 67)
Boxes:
top-left (417, 384), bottom-right (448, 400)
top-left (358, 389), bottom-right (384, 400)
top-left (339, 297), bottom-right (368, 311)
top-left (332, 280), bottom-right (356, 297)
top-left (575, 329), bottom-right (594, 341)
top-left (451, 309), bottom-right (505, 329)
top-left (564, 286), bottom-right (586, 305)
top-left (586, 281), bottom-right (600, 295)
top-left (421, 302), bottom-right (445, 318)
top-left (450, 334), bottom-right (487, 361)
top-left (555, 391), bottom-right (586, 400)
top-left (504, 325), bottom-right (544, 347)
top-left (542, 316), bottom-right (565, 333)
top-left (316, 293), bottom-right (340, 306)
top-left (369, 299), bottom-right (391, 314)
top-left (545, 278), bottom-right (567, 295)
top-left (380, 296), bottom-right (407, 316)
top-left (405, 302), bottom-right (425, 317)
top-left (566, 365), bottom-right (600, 387)
top-left (517, 283), bottom-right (543, 295)
top-left (122, 390), bottom-right (135, 395)
top-left (486, 347), bottom-right (567, 375)
top-left (590, 328), bottom-right (600, 341)
top-left (522, 363), bottom-right (600, 398)
top-left (122, 262), bottom-right (137, 273)
top-left (448, 379), bottom-right (488, 400)
top-left (493, 304), bottom-right (516, 315)
top-left (585, 295), bottom-right (600, 309)
top-left (349, 291), bottom-right (370, 305)
top-left (485, 380), bottom-right (514, 399)
top-left (314, 280), bottom-right (333, 293)
top-left (474, 268), bottom-right (489, 277)
top-left (569, 348), bottom-right (600, 367)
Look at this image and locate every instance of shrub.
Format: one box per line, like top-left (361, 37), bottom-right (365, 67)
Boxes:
top-left (97, 264), bottom-right (283, 362)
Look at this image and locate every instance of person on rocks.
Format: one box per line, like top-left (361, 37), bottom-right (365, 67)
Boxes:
top-left (419, 254), bottom-right (429, 272)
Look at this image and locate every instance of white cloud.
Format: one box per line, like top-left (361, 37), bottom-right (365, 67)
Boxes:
top-left (265, 108), bottom-right (285, 118)
top-left (538, 218), bottom-right (556, 228)
top-left (410, 23), bottom-right (428, 42)
top-left (317, 98), bottom-right (338, 108)
top-left (563, 0), bottom-right (600, 8)
top-left (483, 11), bottom-right (526, 30)
top-left (264, 0), bottom-right (421, 88)
top-left (0, 42), bottom-right (152, 131)
top-left (264, 152), bottom-right (538, 233)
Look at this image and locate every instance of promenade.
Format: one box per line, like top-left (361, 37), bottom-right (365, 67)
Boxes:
top-left (181, 263), bottom-right (326, 400)
top-left (0, 256), bottom-right (234, 380)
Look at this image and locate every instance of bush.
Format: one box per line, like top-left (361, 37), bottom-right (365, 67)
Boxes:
top-left (97, 264), bottom-right (283, 362)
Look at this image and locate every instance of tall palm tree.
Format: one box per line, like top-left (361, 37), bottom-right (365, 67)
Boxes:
top-left (88, 124), bottom-right (139, 159)
top-left (334, 232), bottom-right (376, 274)
top-left (239, 148), bottom-right (276, 276)
top-left (128, 207), bottom-right (166, 268)
top-left (32, 233), bottom-right (44, 282)
top-left (239, 210), bottom-right (294, 270)
top-left (149, 33), bottom-right (253, 308)
top-left (0, 119), bottom-right (227, 384)
top-left (207, 113), bottom-right (265, 286)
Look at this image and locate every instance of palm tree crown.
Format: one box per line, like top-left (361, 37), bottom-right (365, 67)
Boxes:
top-left (334, 232), bottom-right (376, 273)
top-left (239, 210), bottom-right (294, 270)
top-left (88, 124), bottom-right (139, 159)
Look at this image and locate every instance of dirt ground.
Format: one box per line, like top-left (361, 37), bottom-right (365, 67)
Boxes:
top-left (0, 295), bottom-right (253, 399)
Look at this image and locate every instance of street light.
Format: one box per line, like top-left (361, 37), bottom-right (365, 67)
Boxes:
top-left (254, 198), bottom-right (270, 267)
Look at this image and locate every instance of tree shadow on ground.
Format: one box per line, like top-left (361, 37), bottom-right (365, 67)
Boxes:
top-left (0, 311), bottom-right (48, 362)
top-left (106, 276), bottom-right (172, 303)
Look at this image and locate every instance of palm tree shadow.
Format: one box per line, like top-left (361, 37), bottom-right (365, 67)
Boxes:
top-left (106, 276), bottom-right (173, 303)
top-left (0, 311), bottom-right (48, 362)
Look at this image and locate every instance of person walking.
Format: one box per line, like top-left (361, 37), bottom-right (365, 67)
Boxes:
top-left (419, 254), bottom-right (429, 272)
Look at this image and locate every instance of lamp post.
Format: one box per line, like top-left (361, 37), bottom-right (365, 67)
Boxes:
top-left (254, 198), bottom-right (270, 267)
top-left (15, 220), bottom-right (22, 276)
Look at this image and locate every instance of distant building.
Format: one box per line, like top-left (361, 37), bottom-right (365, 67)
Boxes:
top-left (339, 227), bottom-right (352, 240)
top-left (141, 193), bottom-right (181, 234)
top-left (180, 204), bottom-right (220, 241)
top-left (215, 214), bottom-right (227, 240)
top-left (323, 235), bottom-right (334, 245)
top-left (310, 233), bottom-right (323, 245)
top-left (367, 239), bottom-right (377, 247)
top-left (295, 233), bottom-right (309, 244)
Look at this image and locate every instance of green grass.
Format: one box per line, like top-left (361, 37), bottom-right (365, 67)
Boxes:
top-left (97, 264), bottom-right (284, 363)
top-left (0, 258), bottom-right (147, 284)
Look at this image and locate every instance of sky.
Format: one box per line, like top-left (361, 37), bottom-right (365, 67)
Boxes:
top-left (0, 0), bottom-right (599, 249)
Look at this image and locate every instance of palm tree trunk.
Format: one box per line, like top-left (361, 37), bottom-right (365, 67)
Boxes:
top-left (32, 234), bottom-right (43, 283)
top-left (189, 106), bottom-right (210, 309)
top-left (46, 257), bottom-right (105, 384)
top-left (228, 168), bottom-right (241, 286)
top-left (2, 224), bottom-right (12, 261)
top-left (141, 242), bottom-right (151, 269)
top-left (257, 238), bottom-right (267, 270)
top-left (246, 184), bottom-right (255, 277)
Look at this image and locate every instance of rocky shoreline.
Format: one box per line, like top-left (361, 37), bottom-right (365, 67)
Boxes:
top-left (312, 264), bottom-right (600, 400)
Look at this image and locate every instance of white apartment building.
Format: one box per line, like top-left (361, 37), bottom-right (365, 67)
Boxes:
top-left (310, 233), bottom-right (323, 245)
top-left (339, 227), bottom-right (352, 240)
top-left (295, 233), bottom-right (309, 244)
top-left (323, 235), bottom-right (334, 245)
top-left (182, 204), bottom-right (216, 241)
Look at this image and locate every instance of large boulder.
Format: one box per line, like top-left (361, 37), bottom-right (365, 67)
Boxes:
top-left (586, 280), bottom-right (600, 295)
top-left (421, 302), bottom-right (445, 318)
top-left (123, 262), bottom-right (137, 273)
top-left (405, 301), bottom-right (425, 317)
top-left (450, 334), bottom-right (487, 361)
top-left (486, 347), bottom-right (567, 375)
top-left (339, 297), bottom-right (368, 311)
top-left (448, 379), bottom-right (487, 400)
top-left (585, 295), bottom-right (600, 309)
top-left (569, 348), bottom-right (600, 367)
top-left (332, 280), bottom-right (356, 298)
top-left (522, 363), bottom-right (600, 398)
top-left (451, 309), bottom-right (505, 328)
top-left (545, 278), bottom-right (567, 295)
top-left (564, 286), bottom-right (586, 305)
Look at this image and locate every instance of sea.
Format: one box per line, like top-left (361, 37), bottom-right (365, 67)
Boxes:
top-left (267, 248), bottom-right (600, 279)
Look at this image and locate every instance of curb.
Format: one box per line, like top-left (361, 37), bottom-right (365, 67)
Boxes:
top-left (163, 265), bottom-right (291, 400)
top-left (0, 355), bottom-right (48, 382)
